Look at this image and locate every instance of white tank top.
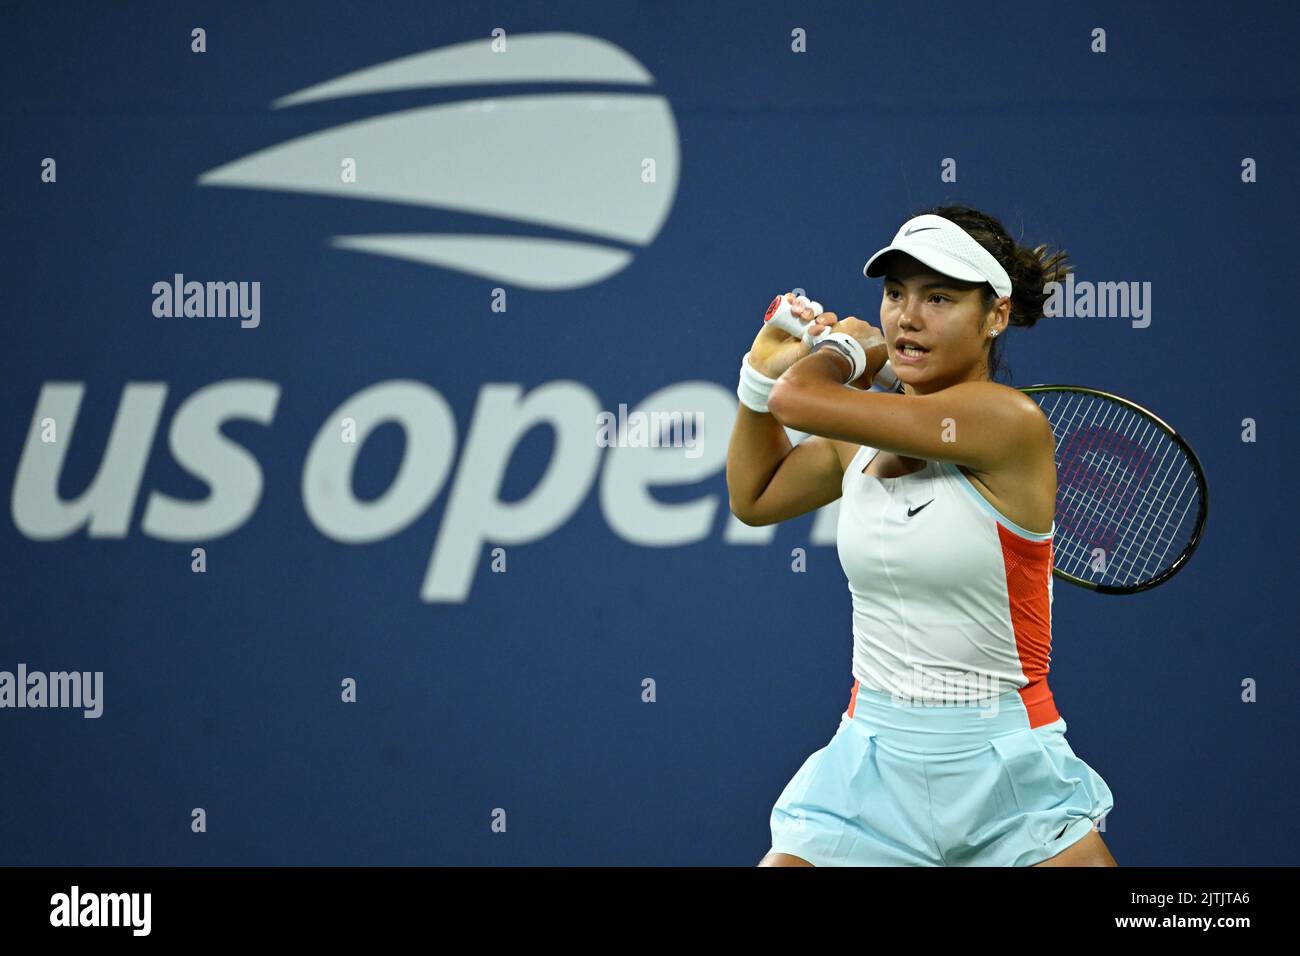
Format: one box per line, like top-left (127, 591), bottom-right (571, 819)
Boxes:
top-left (836, 445), bottom-right (1061, 726)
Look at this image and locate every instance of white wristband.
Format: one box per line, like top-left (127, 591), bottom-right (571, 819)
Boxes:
top-left (810, 332), bottom-right (867, 384)
top-left (737, 351), bottom-right (780, 413)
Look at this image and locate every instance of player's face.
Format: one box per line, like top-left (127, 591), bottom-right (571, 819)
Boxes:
top-left (878, 253), bottom-right (994, 390)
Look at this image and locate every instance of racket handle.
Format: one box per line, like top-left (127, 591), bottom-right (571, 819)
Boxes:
top-left (763, 294), bottom-right (829, 346)
top-left (763, 294), bottom-right (903, 392)
top-left (872, 361), bottom-right (902, 392)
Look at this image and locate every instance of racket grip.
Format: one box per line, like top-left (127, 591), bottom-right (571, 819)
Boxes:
top-left (872, 361), bottom-right (902, 392)
top-left (763, 294), bottom-right (829, 346)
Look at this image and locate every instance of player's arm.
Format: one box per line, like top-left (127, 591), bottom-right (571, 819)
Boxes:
top-left (727, 407), bottom-right (854, 526)
top-left (767, 351), bottom-right (1051, 473)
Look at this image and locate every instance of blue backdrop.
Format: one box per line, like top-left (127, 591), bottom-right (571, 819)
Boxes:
top-left (2, 0), bottom-right (1296, 866)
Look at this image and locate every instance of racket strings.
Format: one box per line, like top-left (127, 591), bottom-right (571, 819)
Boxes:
top-left (1045, 392), bottom-right (1144, 578)
top-left (1052, 397), bottom-right (1198, 586)
top-left (1054, 398), bottom-right (1179, 585)
top-left (1065, 401), bottom-right (1172, 572)
top-left (1058, 403), bottom-right (1152, 581)
top-left (1034, 390), bottom-right (1202, 589)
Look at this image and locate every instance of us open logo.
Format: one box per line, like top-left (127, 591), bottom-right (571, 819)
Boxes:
top-left (196, 31), bottom-right (680, 290)
top-left (11, 33), bottom-right (711, 606)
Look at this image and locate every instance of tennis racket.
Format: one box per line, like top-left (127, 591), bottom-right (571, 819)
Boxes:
top-left (764, 295), bottom-right (1209, 594)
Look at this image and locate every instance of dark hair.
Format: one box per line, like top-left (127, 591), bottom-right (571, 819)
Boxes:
top-left (908, 203), bottom-right (1073, 383)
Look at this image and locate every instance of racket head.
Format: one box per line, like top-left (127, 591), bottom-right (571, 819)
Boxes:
top-left (1020, 385), bottom-right (1209, 595)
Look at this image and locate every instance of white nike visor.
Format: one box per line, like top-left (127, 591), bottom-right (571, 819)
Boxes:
top-left (863, 214), bottom-right (1013, 298)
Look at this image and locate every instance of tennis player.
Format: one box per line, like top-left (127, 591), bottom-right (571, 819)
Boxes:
top-left (729, 204), bottom-right (1117, 866)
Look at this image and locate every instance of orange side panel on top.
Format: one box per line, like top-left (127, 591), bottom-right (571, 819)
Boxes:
top-left (996, 524), bottom-right (1060, 728)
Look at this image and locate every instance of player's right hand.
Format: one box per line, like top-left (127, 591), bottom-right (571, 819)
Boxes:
top-left (749, 292), bottom-right (836, 378)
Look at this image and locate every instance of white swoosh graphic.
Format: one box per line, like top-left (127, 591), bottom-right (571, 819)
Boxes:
top-left (196, 34), bottom-right (679, 289)
top-left (330, 234), bottom-right (632, 290)
top-left (273, 31), bottom-right (654, 108)
top-left (198, 94), bottom-right (677, 245)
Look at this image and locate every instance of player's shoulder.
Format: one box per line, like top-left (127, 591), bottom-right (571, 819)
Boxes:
top-left (957, 380), bottom-right (1048, 423)
top-left (946, 380), bottom-right (1054, 450)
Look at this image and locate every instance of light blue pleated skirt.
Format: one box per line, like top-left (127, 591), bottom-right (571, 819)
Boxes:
top-left (769, 678), bottom-right (1114, 866)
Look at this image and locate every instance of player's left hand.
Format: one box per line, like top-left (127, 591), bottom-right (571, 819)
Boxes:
top-left (824, 316), bottom-right (889, 389)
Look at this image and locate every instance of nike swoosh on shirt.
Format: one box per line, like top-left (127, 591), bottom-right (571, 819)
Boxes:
top-left (906, 500), bottom-right (935, 517)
